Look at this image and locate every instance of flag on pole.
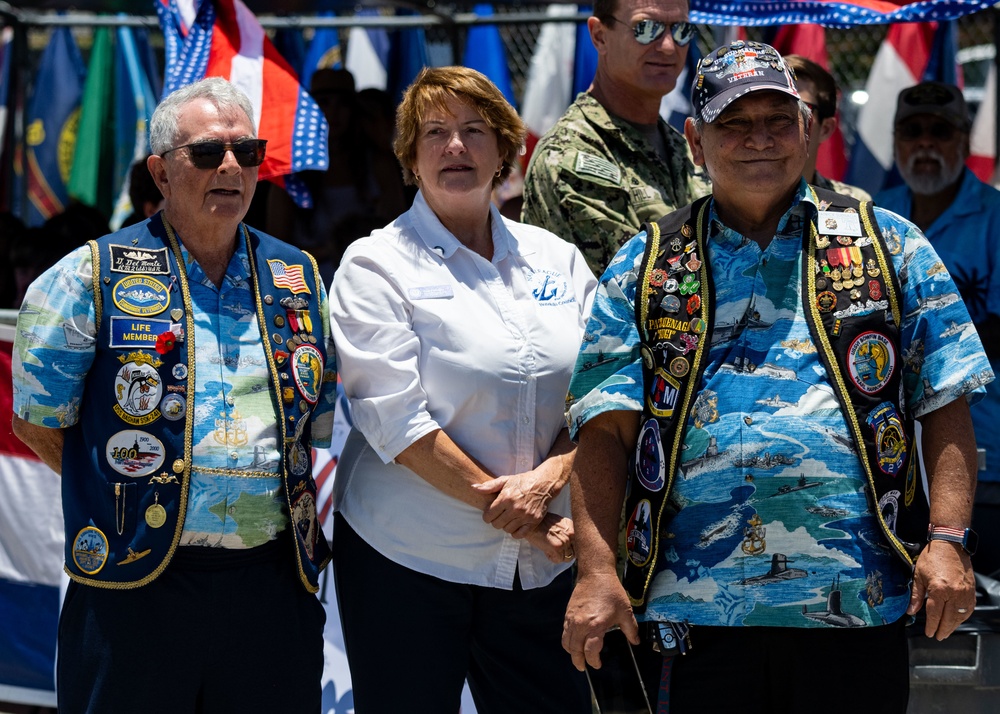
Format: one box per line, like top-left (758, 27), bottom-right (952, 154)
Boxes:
top-left (844, 22), bottom-right (937, 196)
top-left (463, 4), bottom-right (516, 109)
top-left (108, 26), bottom-right (159, 230)
top-left (520, 5), bottom-right (578, 165)
top-left (273, 27), bottom-right (306, 80)
top-left (18, 26), bottom-right (85, 226)
top-left (969, 61), bottom-right (996, 182)
top-left (301, 11), bottom-right (342, 92)
top-left (157, 0), bottom-right (330, 207)
top-left (387, 11), bottom-right (430, 104)
top-left (345, 9), bottom-right (390, 91)
top-left (572, 9), bottom-right (598, 99)
top-left (68, 26), bottom-right (115, 218)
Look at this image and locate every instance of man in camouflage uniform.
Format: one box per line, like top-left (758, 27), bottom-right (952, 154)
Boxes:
top-left (522, 0), bottom-right (709, 276)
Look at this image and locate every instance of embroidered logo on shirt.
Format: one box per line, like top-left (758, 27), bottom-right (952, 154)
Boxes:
top-left (574, 151), bottom-right (621, 185)
top-left (526, 270), bottom-right (574, 306)
top-left (112, 276), bottom-right (170, 317)
top-left (847, 331), bottom-right (895, 394)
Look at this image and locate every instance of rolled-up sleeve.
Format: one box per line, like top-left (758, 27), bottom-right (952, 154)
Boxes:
top-left (329, 241), bottom-right (440, 462)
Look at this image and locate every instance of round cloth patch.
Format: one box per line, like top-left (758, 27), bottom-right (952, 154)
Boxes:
top-left (112, 276), bottom-right (170, 317)
top-left (105, 430), bottom-right (166, 477)
top-left (636, 419), bottom-right (666, 492)
top-left (114, 360), bottom-right (163, 424)
top-left (847, 331), bottom-right (895, 394)
top-left (72, 526), bottom-right (109, 575)
top-left (292, 344), bottom-right (324, 405)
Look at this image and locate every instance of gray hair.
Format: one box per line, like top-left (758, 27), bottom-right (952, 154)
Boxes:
top-left (149, 77), bottom-right (257, 154)
top-left (691, 98), bottom-right (812, 135)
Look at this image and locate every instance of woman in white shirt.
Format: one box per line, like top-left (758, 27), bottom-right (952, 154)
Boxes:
top-left (329, 67), bottom-right (596, 713)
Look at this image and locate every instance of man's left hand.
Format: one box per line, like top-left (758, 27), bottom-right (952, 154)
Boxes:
top-left (908, 539), bottom-right (975, 640)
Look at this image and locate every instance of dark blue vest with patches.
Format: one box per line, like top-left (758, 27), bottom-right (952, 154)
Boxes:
top-left (623, 188), bottom-right (928, 610)
top-left (62, 214), bottom-right (332, 591)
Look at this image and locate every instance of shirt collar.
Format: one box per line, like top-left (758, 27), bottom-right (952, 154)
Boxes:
top-left (410, 190), bottom-right (511, 263)
top-left (708, 179), bottom-right (812, 250)
top-left (176, 227), bottom-right (251, 289)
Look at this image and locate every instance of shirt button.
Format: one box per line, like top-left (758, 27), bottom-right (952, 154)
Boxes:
top-left (523, 416), bottom-right (530, 424)
top-left (226, 396), bottom-right (235, 406)
top-left (230, 451), bottom-right (239, 460)
top-left (745, 474), bottom-right (754, 482)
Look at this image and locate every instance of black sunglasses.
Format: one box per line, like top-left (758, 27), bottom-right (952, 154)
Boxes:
top-left (896, 121), bottom-right (958, 142)
top-left (609, 16), bottom-right (695, 47)
top-left (161, 139), bottom-right (268, 169)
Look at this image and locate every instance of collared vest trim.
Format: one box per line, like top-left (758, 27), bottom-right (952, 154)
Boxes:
top-left (62, 214), bottom-right (332, 592)
top-left (623, 188), bottom-right (927, 611)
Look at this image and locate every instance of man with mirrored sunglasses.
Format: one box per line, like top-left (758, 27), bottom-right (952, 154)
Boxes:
top-left (877, 80), bottom-right (1000, 580)
top-left (522, 0), bottom-right (709, 276)
top-left (11, 77), bottom-right (336, 713)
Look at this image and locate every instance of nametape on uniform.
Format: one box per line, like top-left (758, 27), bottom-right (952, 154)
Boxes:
top-left (110, 317), bottom-right (172, 349)
top-left (108, 244), bottom-right (170, 274)
top-left (817, 211), bottom-right (862, 237)
top-left (408, 285), bottom-right (454, 300)
top-left (574, 152), bottom-right (621, 185)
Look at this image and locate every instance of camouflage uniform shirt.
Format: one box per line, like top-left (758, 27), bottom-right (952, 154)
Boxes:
top-left (814, 171), bottom-right (872, 203)
top-left (522, 92), bottom-right (710, 276)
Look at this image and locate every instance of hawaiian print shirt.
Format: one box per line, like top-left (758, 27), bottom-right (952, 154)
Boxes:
top-left (568, 181), bottom-right (992, 628)
top-left (13, 236), bottom-right (337, 549)
top-left (522, 92), bottom-right (710, 276)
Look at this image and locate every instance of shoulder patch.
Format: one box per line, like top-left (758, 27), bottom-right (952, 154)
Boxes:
top-left (574, 152), bottom-right (622, 185)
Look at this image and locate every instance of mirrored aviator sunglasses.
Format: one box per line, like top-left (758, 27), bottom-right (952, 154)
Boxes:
top-left (163, 139), bottom-right (268, 169)
top-left (630, 19), bottom-right (695, 46)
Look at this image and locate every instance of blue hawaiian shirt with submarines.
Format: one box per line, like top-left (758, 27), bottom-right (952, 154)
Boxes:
top-left (13, 238), bottom-right (337, 549)
top-left (568, 181), bottom-right (993, 628)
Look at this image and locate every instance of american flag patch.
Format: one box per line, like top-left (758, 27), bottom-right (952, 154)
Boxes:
top-left (267, 260), bottom-right (311, 294)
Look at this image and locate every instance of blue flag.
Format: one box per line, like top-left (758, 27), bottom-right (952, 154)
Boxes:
top-left (463, 4), bottom-right (516, 108)
top-left (20, 26), bottom-right (85, 226)
top-left (389, 10), bottom-right (430, 104)
top-left (572, 9), bottom-right (597, 99)
top-left (274, 27), bottom-right (306, 79)
top-left (302, 11), bottom-right (342, 92)
top-left (110, 25), bottom-right (158, 229)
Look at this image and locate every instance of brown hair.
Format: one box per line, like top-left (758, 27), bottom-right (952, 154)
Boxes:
top-left (784, 55), bottom-right (837, 121)
top-left (393, 66), bottom-right (525, 188)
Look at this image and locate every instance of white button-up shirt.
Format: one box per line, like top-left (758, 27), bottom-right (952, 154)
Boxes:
top-left (330, 191), bottom-right (596, 589)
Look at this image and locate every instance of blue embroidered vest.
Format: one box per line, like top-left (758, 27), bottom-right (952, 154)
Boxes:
top-left (62, 214), bottom-right (332, 591)
top-left (623, 188), bottom-right (928, 610)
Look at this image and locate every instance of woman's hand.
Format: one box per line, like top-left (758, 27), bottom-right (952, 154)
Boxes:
top-left (524, 513), bottom-right (575, 563)
top-left (474, 458), bottom-right (567, 537)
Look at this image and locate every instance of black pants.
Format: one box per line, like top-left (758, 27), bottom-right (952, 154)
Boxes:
top-left (647, 620), bottom-right (910, 714)
top-left (57, 535), bottom-right (326, 714)
top-left (332, 513), bottom-right (590, 714)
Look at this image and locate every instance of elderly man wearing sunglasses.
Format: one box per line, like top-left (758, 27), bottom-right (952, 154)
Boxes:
top-left (522, 0), bottom-right (710, 277)
top-left (11, 77), bottom-right (335, 713)
top-left (877, 81), bottom-right (1000, 581)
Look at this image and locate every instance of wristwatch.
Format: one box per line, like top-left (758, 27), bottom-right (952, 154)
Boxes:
top-left (927, 524), bottom-right (979, 555)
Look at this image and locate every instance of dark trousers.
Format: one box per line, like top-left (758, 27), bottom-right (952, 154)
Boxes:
top-left (57, 535), bottom-right (326, 714)
top-left (654, 621), bottom-right (909, 714)
top-left (332, 513), bottom-right (590, 714)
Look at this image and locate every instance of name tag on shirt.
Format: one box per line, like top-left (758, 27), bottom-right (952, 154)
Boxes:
top-left (408, 285), bottom-right (454, 300)
top-left (817, 211), bottom-right (862, 236)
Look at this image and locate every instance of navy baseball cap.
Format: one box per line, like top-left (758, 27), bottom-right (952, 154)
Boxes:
top-left (894, 81), bottom-right (971, 131)
top-left (692, 41), bottom-right (800, 123)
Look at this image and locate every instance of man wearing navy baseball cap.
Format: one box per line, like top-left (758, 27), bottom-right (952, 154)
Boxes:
top-left (562, 41), bottom-right (989, 712)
